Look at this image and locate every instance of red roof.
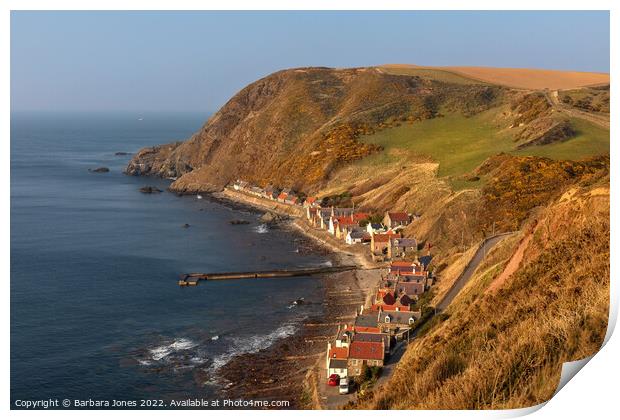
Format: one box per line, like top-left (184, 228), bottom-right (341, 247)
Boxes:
top-left (352, 212), bottom-right (370, 222)
top-left (348, 341), bottom-right (384, 361)
top-left (391, 261), bottom-right (416, 267)
top-left (354, 326), bottom-right (382, 334)
top-left (390, 261), bottom-right (418, 274)
top-left (371, 303), bottom-right (411, 312)
top-left (388, 212), bottom-right (410, 222)
top-left (277, 192), bottom-right (288, 200)
top-left (329, 346), bottom-right (349, 359)
top-left (334, 216), bottom-right (358, 226)
top-left (373, 232), bottom-right (399, 243)
top-left (306, 197), bottom-right (317, 204)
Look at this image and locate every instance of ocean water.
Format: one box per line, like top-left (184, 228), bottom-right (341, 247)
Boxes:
top-left (10, 112), bottom-right (328, 405)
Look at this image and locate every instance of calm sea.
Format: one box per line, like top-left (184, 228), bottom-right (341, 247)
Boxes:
top-left (10, 112), bottom-right (328, 406)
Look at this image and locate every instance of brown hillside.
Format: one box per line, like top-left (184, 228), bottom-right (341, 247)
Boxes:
top-left (125, 67), bottom-right (505, 192)
top-left (352, 180), bottom-right (609, 409)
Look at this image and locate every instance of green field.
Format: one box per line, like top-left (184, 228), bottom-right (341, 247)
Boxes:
top-left (513, 118), bottom-right (610, 160)
top-left (359, 112), bottom-right (610, 190)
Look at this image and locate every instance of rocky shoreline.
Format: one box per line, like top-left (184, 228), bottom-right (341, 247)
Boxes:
top-left (217, 268), bottom-right (370, 408)
top-left (202, 190), bottom-right (380, 409)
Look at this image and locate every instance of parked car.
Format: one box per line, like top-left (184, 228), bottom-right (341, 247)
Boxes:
top-left (339, 377), bottom-right (350, 395)
top-left (327, 374), bottom-right (340, 386)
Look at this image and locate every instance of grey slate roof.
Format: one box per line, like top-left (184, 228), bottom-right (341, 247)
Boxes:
top-left (348, 229), bottom-right (367, 239)
top-left (382, 310), bottom-right (420, 325)
top-left (329, 358), bottom-right (348, 369)
top-left (419, 255), bottom-right (433, 269)
top-left (355, 313), bottom-right (379, 328)
top-left (353, 333), bottom-right (390, 349)
top-left (392, 238), bottom-right (417, 248)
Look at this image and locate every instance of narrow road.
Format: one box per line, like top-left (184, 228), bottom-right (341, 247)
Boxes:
top-left (436, 233), bottom-right (513, 311)
top-left (321, 233), bottom-right (513, 408)
top-left (543, 90), bottom-right (609, 129)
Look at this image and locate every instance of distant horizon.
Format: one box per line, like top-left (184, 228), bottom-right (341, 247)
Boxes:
top-left (11, 11), bottom-right (610, 112)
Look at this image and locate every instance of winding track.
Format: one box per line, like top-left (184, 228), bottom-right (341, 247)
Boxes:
top-left (544, 90), bottom-right (609, 129)
top-left (436, 232), bottom-right (514, 311)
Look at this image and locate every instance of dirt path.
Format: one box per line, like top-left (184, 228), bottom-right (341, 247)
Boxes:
top-left (545, 90), bottom-right (609, 129)
top-left (487, 226), bottom-right (536, 293)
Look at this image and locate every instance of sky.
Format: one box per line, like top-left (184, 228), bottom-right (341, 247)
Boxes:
top-left (11, 11), bottom-right (610, 113)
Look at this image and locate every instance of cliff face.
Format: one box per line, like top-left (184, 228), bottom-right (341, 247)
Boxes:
top-left (125, 67), bottom-right (503, 192)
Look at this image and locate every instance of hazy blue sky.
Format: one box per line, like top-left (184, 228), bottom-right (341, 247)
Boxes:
top-left (11, 11), bottom-right (609, 113)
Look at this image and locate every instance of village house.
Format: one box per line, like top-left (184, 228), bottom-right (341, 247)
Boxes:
top-left (306, 206), bottom-right (318, 221)
top-left (346, 228), bottom-right (370, 245)
top-left (371, 232), bottom-right (401, 256)
top-left (263, 185), bottom-right (276, 200)
top-left (303, 196), bottom-right (318, 208)
top-left (354, 313), bottom-right (381, 333)
top-left (383, 211), bottom-right (411, 229)
top-left (389, 260), bottom-right (422, 275)
top-left (329, 213), bottom-right (369, 238)
top-left (318, 208), bottom-right (332, 229)
top-left (377, 309), bottom-right (422, 336)
top-left (394, 280), bottom-right (426, 297)
top-left (328, 216), bottom-right (347, 236)
top-left (388, 237), bottom-right (418, 259)
top-left (331, 207), bottom-right (355, 218)
top-left (351, 332), bottom-right (392, 356)
top-left (347, 341), bottom-right (385, 376)
top-left (233, 180), bottom-right (249, 191)
top-left (248, 186), bottom-right (264, 196)
top-left (370, 302), bottom-right (412, 312)
top-left (366, 222), bottom-right (386, 235)
top-left (277, 188), bottom-right (291, 203)
top-left (326, 342), bottom-right (349, 378)
top-left (284, 194), bottom-right (298, 205)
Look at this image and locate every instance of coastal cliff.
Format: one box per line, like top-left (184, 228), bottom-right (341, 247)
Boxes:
top-left (126, 66), bottom-right (505, 193)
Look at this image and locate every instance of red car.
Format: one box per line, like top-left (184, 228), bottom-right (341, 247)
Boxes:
top-left (327, 374), bottom-right (340, 386)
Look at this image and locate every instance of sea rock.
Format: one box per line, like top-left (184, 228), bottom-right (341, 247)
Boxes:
top-left (115, 152), bottom-right (130, 156)
top-left (182, 223), bottom-right (190, 228)
top-left (139, 186), bottom-right (163, 194)
top-left (229, 219), bottom-right (250, 225)
top-left (89, 167), bottom-right (110, 173)
top-left (260, 212), bottom-right (283, 224)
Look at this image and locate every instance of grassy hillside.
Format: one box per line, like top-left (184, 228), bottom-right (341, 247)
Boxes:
top-left (357, 110), bottom-right (510, 179)
top-left (514, 118), bottom-right (609, 160)
top-left (358, 111), bottom-right (609, 190)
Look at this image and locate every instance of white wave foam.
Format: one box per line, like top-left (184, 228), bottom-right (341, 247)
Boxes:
top-left (148, 338), bottom-right (197, 361)
top-left (254, 224), bottom-right (269, 234)
top-left (320, 260), bottom-right (333, 267)
top-left (210, 323), bottom-right (297, 373)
